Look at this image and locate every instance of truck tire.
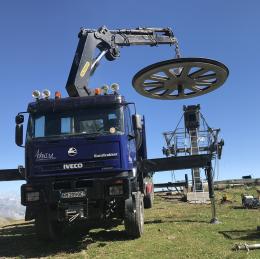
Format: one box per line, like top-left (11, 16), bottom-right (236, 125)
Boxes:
top-left (124, 191), bottom-right (144, 238)
top-left (144, 192), bottom-right (154, 209)
top-left (35, 209), bottom-right (63, 241)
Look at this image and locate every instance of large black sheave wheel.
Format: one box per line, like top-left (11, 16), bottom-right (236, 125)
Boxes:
top-left (132, 58), bottom-right (229, 100)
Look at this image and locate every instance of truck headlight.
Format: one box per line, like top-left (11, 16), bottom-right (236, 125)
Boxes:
top-left (26, 192), bottom-right (40, 202)
top-left (109, 185), bottom-right (123, 196)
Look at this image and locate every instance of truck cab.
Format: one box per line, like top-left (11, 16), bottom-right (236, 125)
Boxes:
top-left (15, 91), bottom-right (152, 240)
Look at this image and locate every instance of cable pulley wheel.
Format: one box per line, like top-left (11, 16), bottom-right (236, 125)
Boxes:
top-left (132, 58), bottom-right (229, 100)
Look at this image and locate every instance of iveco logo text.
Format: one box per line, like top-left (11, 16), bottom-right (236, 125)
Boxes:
top-left (63, 163), bottom-right (83, 169)
top-left (94, 153), bottom-right (118, 158)
top-left (68, 147), bottom-right (77, 157)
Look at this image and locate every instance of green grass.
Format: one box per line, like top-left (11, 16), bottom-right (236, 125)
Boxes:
top-left (1, 186), bottom-right (260, 258)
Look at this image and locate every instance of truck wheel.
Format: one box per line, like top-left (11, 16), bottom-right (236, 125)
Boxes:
top-left (124, 191), bottom-right (144, 238)
top-left (144, 192), bottom-right (154, 209)
top-left (35, 209), bottom-right (63, 241)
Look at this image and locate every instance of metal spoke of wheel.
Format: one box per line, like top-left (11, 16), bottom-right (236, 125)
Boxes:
top-left (164, 69), bottom-right (177, 79)
top-left (146, 86), bottom-right (165, 94)
top-left (195, 81), bottom-right (213, 86)
top-left (132, 58), bottom-right (229, 100)
top-left (161, 89), bottom-right (175, 96)
top-left (150, 75), bottom-right (169, 81)
top-left (189, 68), bottom-right (208, 79)
top-left (143, 81), bottom-right (163, 87)
top-left (190, 85), bottom-right (203, 92)
top-left (180, 65), bottom-right (191, 78)
top-left (197, 73), bottom-right (217, 80)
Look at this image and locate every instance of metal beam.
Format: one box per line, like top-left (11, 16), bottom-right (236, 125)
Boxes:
top-left (154, 181), bottom-right (187, 189)
top-left (0, 169), bottom-right (25, 181)
top-left (140, 154), bottom-right (212, 174)
top-left (154, 174), bottom-right (188, 189)
top-left (215, 178), bottom-right (260, 185)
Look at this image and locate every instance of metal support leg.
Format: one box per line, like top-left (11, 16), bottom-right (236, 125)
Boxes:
top-left (206, 163), bottom-right (219, 224)
top-left (185, 174), bottom-right (189, 189)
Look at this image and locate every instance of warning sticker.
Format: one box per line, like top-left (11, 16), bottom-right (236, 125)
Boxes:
top-left (80, 61), bottom-right (90, 77)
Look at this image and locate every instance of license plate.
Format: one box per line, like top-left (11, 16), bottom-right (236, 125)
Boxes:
top-left (61, 190), bottom-right (86, 199)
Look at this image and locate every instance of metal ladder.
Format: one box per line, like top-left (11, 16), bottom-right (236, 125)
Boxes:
top-left (189, 129), bottom-right (204, 192)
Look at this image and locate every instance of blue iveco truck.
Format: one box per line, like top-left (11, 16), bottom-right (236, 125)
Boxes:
top-left (15, 89), bottom-right (152, 240)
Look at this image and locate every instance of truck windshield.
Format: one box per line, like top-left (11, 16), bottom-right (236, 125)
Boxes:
top-left (29, 107), bottom-right (124, 138)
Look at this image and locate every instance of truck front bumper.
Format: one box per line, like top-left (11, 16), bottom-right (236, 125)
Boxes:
top-left (21, 172), bottom-right (136, 221)
top-left (22, 174), bottom-right (134, 204)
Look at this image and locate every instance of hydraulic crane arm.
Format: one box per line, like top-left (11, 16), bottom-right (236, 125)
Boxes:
top-left (66, 26), bottom-right (178, 97)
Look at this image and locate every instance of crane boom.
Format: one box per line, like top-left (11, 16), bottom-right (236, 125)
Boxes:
top-left (65, 26), bottom-right (178, 97)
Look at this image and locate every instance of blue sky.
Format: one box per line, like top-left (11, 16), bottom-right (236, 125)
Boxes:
top-left (0, 1), bottom-right (260, 192)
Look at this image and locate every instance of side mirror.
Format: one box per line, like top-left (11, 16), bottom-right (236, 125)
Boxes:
top-left (132, 114), bottom-right (142, 130)
top-left (15, 114), bottom-right (24, 124)
top-left (132, 115), bottom-right (142, 150)
top-left (15, 124), bottom-right (23, 146)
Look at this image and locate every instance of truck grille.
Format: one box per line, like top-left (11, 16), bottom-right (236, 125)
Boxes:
top-left (53, 179), bottom-right (93, 190)
top-left (36, 161), bottom-right (105, 173)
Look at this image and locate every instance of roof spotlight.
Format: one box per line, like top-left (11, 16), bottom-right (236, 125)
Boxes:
top-left (101, 84), bottom-right (109, 95)
top-left (94, 88), bottom-right (101, 95)
top-left (55, 91), bottom-right (61, 99)
top-left (32, 90), bottom-right (41, 99)
top-left (111, 83), bottom-right (119, 93)
top-left (42, 89), bottom-right (51, 99)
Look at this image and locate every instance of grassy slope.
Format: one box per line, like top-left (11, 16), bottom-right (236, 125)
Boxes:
top-left (1, 187), bottom-right (260, 258)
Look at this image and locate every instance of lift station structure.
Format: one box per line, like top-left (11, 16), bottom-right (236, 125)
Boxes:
top-left (160, 104), bottom-right (224, 203)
